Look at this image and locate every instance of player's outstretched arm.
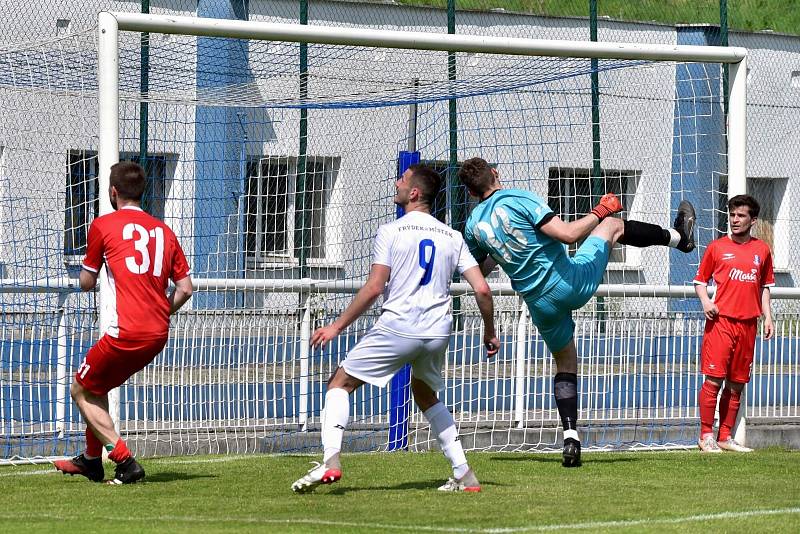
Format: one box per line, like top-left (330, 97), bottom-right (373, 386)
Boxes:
top-left (539, 213), bottom-right (598, 245)
top-left (539, 193), bottom-right (623, 245)
top-left (169, 276), bottom-right (193, 315)
top-left (462, 266), bottom-right (500, 357)
top-left (311, 264), bottom-right (391, 348)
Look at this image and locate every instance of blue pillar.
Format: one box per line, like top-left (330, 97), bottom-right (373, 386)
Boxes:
top-left (387, 150), bottom-right (420, 451)
top-left (194, 1), bottom-right (249, 308)
top-left (669, 27), bottom-right (726, 312)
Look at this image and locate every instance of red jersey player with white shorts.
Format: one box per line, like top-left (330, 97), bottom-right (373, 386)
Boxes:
top-left (693, 194), bottom-right (774, 453)
top-left (55, 161), bottom-right (193, 484)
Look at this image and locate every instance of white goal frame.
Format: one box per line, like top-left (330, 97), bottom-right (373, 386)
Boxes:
top-left (97, 11), bottom-right (750, 280)
top-left (95, 10), bottom-right (755, 298)
top-left (92, 11), bottom-right (751, 447)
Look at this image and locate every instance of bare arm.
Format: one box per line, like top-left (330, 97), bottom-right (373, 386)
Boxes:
top-left (694, 283), bottom-right (718, 320)
top-left (539, 213), bottom-right (600, 245)
top-left (79, 269), bottom-right (98, 292)
top-left (169, 276), bottom-right (194, 315)
top-left (311, 264), bottom-right (391, 348)
top-left (761, 286), bottom-right (774, 339)
top-left (461, 266), bottom-right (500, 357)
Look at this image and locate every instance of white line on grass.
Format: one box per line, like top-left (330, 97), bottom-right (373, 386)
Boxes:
top-left (149, 455), bottom-right (262, 465)
top-left (0, 507), bottom-right (796, 532)
top-left (497, 507), bottom-right (800, 532)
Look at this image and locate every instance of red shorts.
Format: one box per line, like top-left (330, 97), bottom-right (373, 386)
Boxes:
top-left (701, 316), bottom-right (757, 383)
top-left (75, 334), bottom-right (168, 395)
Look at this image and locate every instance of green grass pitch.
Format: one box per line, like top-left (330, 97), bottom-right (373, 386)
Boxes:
top-left (1, 449), bottom-right (798, 533)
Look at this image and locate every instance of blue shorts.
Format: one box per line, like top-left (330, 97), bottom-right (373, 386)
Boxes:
top-left (522, 236), bottom-right (610, 352)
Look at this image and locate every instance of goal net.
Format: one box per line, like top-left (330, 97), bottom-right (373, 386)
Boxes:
top-left (0, 13), bottom-right (753, 462)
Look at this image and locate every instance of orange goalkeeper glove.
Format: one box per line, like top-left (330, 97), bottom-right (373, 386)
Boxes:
top-left (591, 193), bottom-right (623, 221)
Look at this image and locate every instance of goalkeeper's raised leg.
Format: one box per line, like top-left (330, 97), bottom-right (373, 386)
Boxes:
top-left (458, 157), bottom-right (697, 467)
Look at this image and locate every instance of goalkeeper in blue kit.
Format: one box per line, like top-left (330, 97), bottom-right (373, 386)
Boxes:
top-left (458, 157), bottom-right (696, 466)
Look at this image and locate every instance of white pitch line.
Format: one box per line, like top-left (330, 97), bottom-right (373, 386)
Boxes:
top-left (486, 507), bottom-right (800, 533)
top-left (149, 455), bottom-right (261, 465)
top-left (0, 507), bottom-right (796, 532)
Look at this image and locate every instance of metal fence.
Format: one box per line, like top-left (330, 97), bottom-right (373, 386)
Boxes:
top-left (2, 285), bottom-right (798, 461)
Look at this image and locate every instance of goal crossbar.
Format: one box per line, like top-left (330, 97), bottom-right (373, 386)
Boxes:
top-left (108, 12), bottom-right (746, 63)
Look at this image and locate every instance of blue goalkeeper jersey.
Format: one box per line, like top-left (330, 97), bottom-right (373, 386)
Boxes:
top-left (464, 189), bottom-right (567, 295)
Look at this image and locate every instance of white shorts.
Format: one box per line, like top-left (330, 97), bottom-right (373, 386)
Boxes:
top-left (341, 328), bottom-right (449, 391)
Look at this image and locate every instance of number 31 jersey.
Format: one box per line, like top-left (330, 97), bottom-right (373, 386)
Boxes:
top-left (372, 210), bottom-right (477, 339)
top-left (82, 206), bottom-right (191, 340)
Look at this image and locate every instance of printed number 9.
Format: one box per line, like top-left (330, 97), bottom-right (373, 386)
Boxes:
top-left (418, 239), bottom-right (436, 286)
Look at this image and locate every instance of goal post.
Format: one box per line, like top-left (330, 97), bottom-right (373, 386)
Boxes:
top-left (95, 11), bottom-right (750, 453)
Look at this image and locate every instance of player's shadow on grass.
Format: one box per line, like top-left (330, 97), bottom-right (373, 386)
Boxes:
top-left (489, 455), bottom-right (640, 464)
top-left (143, 472), bottom-right (218, 483)
top-left (327, 479), bottom-right (508, 494)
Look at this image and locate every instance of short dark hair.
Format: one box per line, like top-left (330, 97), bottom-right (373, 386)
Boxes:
top-left (110, 161), bottom-right (146, 201)
top-left (728, 194), bottom-right (760, 218)
top-left (457, 157), bottom-right (494, 196)
top-left (407, 164), bottom-right (442, 207)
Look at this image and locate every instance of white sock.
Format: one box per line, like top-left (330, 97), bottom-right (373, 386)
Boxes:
top-left (424, 402), bottom-right (468, 479)
top-left (564, 429), bottom-right (580, 442)
top-left (668, 228), bottom-right (681, 248)
top-left (322, 388), bottom-right (350, 464)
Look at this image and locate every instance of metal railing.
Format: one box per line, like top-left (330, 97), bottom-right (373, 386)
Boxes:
top-left (1, 279), bottom-right (798, 462)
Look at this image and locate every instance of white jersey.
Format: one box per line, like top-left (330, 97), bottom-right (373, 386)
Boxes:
top-left (372, 210), bottom-right (478, 338)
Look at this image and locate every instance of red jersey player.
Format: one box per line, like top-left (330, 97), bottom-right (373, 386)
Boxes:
top-left (693, 194), bottom-right (774, 453)
top-left (54, 161), bottom-right (193, 483)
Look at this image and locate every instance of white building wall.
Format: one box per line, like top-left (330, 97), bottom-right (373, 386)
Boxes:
top-left (0, 1), bottom-right (797, 311)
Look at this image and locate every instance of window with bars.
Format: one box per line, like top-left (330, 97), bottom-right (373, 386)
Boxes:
top-left (245, 156), bottom-right (338, 264)
top-left (64, 150), bottom-right (98, 258)
top-left (64, 151), bottom-right (169, 260)
top-left (547, 167), bottom-right (638, 264)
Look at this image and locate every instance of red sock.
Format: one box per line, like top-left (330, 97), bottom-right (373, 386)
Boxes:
top-left (108, 438), bottom-right (132, 464)
top-left (85, 427), bottom-right (103, 458)
top-left (717, 388), bottom-right (741, 442)
top-left (699, 381), bottom-right (721, 436)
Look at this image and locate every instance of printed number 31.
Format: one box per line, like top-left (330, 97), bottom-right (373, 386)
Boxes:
top-left (418, 239), bottom-right (436, 286)
top-left (123, 223), bottom-right (164, 276)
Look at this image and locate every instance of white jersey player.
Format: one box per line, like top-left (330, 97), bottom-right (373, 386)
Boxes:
top-left (291, 164), bottom-right (499, 494)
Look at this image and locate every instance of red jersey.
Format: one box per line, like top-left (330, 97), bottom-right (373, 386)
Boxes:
top-left (693, 236), bottom-right (774, 320)
top-left (82, 206), bottom-right (191, 340)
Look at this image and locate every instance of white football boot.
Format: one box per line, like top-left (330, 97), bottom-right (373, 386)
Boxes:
top-left (291, 461), bottom-right (342, 493)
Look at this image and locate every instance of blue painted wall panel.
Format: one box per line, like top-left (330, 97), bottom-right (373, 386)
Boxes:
top-left (670, 27), bottom-right (726, 311)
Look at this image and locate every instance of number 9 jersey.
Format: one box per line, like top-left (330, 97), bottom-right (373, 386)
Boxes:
top-left (82, 206), bottom-right (191, 340)
top-left (371, 210), bottom-right (477, 339)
